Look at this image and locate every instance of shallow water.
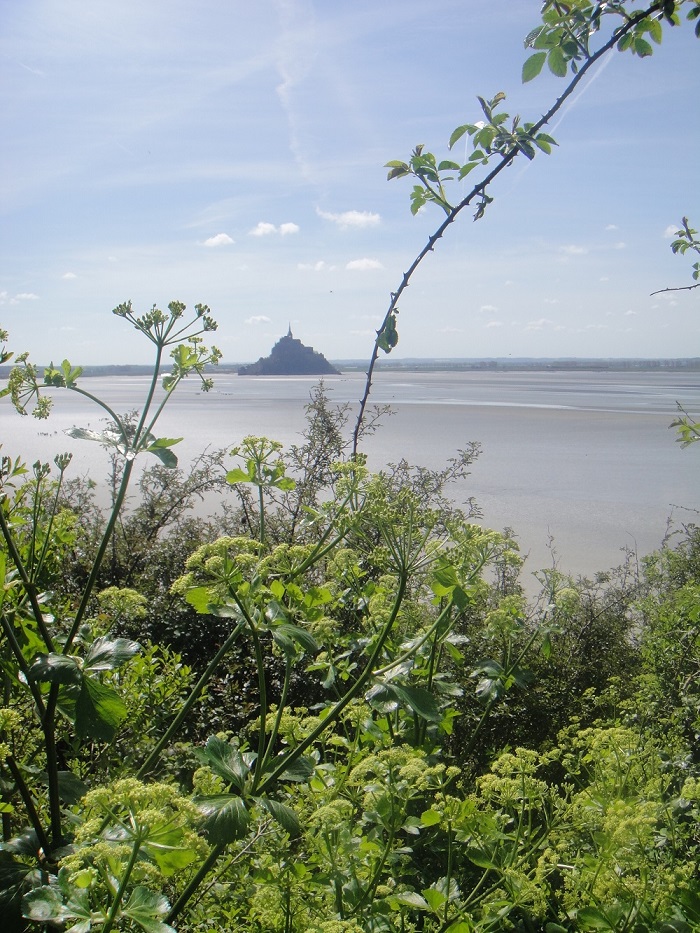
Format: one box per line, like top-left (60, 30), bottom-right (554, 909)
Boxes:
top-left (3, 369), bottom-right (699, 583)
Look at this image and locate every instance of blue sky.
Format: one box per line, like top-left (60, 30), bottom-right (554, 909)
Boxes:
top-left (1, 0), bottom-right (699, 365)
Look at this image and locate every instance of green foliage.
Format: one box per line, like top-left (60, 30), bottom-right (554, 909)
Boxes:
top-left (1, 3), bottom-right (699, 931)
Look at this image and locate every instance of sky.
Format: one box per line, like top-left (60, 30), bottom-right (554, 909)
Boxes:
top-left (1, 0), bottom-right (699, 366)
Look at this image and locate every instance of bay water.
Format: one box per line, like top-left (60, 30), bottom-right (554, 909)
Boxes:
top-left (3, 369), bottom-right (699, 584)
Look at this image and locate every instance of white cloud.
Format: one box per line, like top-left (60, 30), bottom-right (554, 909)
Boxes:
top-left (249, 222), bottom-right (277, 237)
top-left (605, 224), bottom-right (618, 231)
top-left (346, 258), bottom-right (383, 271)
top-left (613, 241), bottom-right (626, 250)
top-left (15, 292), bottom-right (39, 300)
top-left (245, 315), bottom-right (271, 325)
top-left (439, 326), bottom-right (464, 333)
top-left (62, 272), bottom-right (77, 279)
top-left (543, 298), bottom-right (559, 305)
top-left (664, 224), bottom-right (680, 238)
top-left (526, 317), bottom-right (556, 330)
top-left (600, 276), bottom-right (610, 282)
top-left (298, 260), bottom-right (331, 271)
top-left (249, 222), bottom-right (299, 237)
top-left (203, 233), bottom-right (234, 247)
top-left (625, 310), bottom-right (637, 316)
top-left (479, 304), bottom-right (497, 314)
top-left (559, 244), bottom-right (588, 256)
top-left (317, 208), bottom-right (381, 229)
top-left (485, 321), bottom-right (503, 328)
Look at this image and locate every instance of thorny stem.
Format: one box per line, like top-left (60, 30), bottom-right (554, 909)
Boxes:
top-left (352, 1), bottom-right (666, 455)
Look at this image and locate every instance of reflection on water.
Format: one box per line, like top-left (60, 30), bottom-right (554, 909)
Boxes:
top-left (3, 370), bottom-right (699, 582)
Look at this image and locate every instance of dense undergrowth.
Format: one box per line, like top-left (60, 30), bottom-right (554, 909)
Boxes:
top-left (1, 328), bottom-right (699, 931)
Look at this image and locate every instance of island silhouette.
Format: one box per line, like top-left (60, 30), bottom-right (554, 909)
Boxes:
top-left (238, 326), bottom-right (340, 376)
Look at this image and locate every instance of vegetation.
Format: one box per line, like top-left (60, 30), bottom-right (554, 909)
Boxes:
top-left (1, 2), bottom-right (699, 931)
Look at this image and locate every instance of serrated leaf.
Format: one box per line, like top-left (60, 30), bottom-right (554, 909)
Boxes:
top-left (272, 622), bottom-right (318, 655)
top-left (576, 906), bottom-right (615, 930)
top-left (56, 770), bottom-right (89, 805)
top-left (259, 798), bottom-right (301, 837)
top-left (29, 653), bottom-right (82, 685)
top-left (466, 846), bottom-right (498, 869)
top-left (183, 586), bottom-right (214, 613)
top-left (226, 467), bottom-right (253, 484)
top-left (197, 735), bottom-right (253, 789)
top-left (75, 677), bottom-right (127, 741)
top-left (144, 445), bottom-right (178, 468)
top-left (394, 891), bottom-right (429, 910)
top-left (278, 754), bottom-right (315, 782)
top-left (522, 51), bottom-right (546, 82)
top-left (84, 636), bottom-right (140, 672)
top-left (547, 46), bottom-right (568, 77)
top-left (122, 886), bottom-right (175, 933)
top-left (392, 684), bottom-right (442, 722)
top-left (420, 809), bottom-right (442, 827)
top-left (195, 794), bottom-right (250, 844)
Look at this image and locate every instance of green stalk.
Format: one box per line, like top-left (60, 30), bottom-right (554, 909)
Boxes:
top-left (167, 842), bottom-right (225, 924)
top-left (101, 829), bottom-right (143, 933)
top-left (5, 755), bottom-right (51, 855)
top-left (137, 620), bottom-right (245, 778)
top-left (255, 572), bottom-right (407, 795)
top-left (0, 506), bottom-right (54, 652)
top-left (259, 654), bottom-right (292, 775)
top-left (64, 458), bottom-right (135, 652)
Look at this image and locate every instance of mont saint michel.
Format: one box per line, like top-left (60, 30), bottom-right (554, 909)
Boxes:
top-left (238, 327), bottom-right (340, 376)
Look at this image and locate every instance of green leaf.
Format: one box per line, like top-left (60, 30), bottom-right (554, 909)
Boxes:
top-left (259, 798), bottom-right (301, 837)
top-left (184, 586), bottom-right (214, 613)
top-left (522, 51), bottom-right (546, 82)
top-left (377, 314), bottom-right (399, 354)
top-left (633, 36), bottom-right (654, 57)
top-left (466, 847), bottom-right (498, 869)
top-left (420, 809), bottom-right (442, 827)
top-left (547, 46), bottom-right (568, 77)
top-left (56, 770), bottom-right (89, 805)
top-left (122, 886), bottom-right (175, 933)
top-left (448, 124), bottom-right (470, 149)
top-left (576, 907), bottom-right (615, 930)
top-left (394, 891), bottom-right (429, 910)
top-left (392, 684), bottom-right (442, 722)
top-left (197, 735), bottom-right (254, 790)
top-left (423, 887), bottom-right (447, 912)
top-left (226, 467), bottom-right (253, 484)
top-left (83, 636), bottom-right (140, 672)
top-left (195, 794), bottom-right (250, 844)
top-left (29, 653), bottom-right (82, 685)
top-left (75, 677), bottom-right (128, 741)
top-left (271, 622), bottom-right (318, 655)
top-left (278, 754), bottom-right (315, 783)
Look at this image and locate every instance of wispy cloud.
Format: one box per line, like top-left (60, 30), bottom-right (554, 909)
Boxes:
top-left (663, 224), bottom-right (680, 238)
top-left (485, 321), bottom-right (503, 328)
top-left (605, 224), bottom-right (618, 231)
top-left (279, 222), bottom-right (300, 235)
top-left (203, 233), bottom-right (234, 247)
top-left (15, 292), bottom-right (39, 300)
top-left (479, 303), bottom-right (497, 314)
top-left (245, 315), bottom-right (272, 324)
top-left (526, 317), bottom-right (558, 331)
top-left (559, 244), bottom-right (588, 256)
top-left (62, 272), bottom-right (77, 279)
top-left (316, 208), bottom-right (381, 229)
top-left (346, 258), bottom-right (383, 271)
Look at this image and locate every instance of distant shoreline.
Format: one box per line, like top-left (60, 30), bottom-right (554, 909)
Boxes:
top-left (2, 357), bottom-right (700, 378)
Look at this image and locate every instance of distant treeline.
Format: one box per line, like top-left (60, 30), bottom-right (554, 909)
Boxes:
top-left (2, 357), bottom-right (700, 378)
